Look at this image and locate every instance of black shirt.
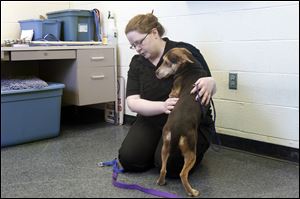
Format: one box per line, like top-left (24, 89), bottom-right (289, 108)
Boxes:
top-left (126, 38), bottom-right (213, 128)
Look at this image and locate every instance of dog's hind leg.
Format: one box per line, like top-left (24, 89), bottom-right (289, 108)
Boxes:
top-left (179, 136), bottom-right (200, 197)
top-left (157, 130), bottom-right (171, 186)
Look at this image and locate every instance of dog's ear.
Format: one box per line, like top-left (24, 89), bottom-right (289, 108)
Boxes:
top-left (181, 48), bottom-right (194, 64)
top-left (182, 54), bottom-right (194, 64)
top-left (167, 48), bottom-right (195, 64)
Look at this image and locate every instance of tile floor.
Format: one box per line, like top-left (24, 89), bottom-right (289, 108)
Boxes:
top-left (1, 120), bottom-right (299, 198)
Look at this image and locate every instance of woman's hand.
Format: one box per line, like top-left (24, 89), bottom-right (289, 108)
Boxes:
top-left (190, 77), bottom-right (216, 105)
top-left (163, 97), bottom-right (179, 114)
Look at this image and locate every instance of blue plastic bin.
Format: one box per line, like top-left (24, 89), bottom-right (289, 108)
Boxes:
top-left (1, 83), bottom-right (65, 147)
top-left (47, 9), bottom-right (94, 41)
top-left (19, 19), bottom-right (61, 41)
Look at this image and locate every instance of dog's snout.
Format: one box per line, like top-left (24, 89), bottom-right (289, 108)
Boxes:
top-left (155, 69), bottom-right (159, 75)
top-left (155, 69), bottom-right (161, 79)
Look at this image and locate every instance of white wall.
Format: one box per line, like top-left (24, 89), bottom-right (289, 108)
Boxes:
top-left (1, 1), bottom-right (70, 42)
top-left (69, 1), bottom-right (299, 148)
top-left (1, 1), bottom-right (298, 148)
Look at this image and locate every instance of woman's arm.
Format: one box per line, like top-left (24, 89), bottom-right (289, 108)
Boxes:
top-left (127, 94), bottom-right (179, 116)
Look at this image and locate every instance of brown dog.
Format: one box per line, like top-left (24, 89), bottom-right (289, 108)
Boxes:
top-left (155, 48), bottom-right (209, 197)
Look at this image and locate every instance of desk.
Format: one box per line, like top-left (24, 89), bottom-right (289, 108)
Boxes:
top-left (1, 45), bottom-right (118, 117)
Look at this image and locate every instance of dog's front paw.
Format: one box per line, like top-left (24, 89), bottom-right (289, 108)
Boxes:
top-left (187, 189), bottom-right (200, 197)
top-left (156, 178), bottom-right (166, 186)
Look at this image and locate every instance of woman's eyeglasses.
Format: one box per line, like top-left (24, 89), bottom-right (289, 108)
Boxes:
top-left (130, 32), bottom-right (150, 49)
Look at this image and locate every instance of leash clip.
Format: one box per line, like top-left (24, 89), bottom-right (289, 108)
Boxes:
top-left (97, 162), bottom-right (105, 167)
top-left (97, 159), bottom-right (118, 167)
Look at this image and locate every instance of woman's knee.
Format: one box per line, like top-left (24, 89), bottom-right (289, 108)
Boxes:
top-left (118, 147), bottom-right (154, 172)
top-left (118, 117), bottom-right (161, 172)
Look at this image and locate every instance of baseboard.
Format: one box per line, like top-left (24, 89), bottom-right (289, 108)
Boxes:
top-left (124, 115), bottom-right (299, 163)
top-left (214, 133), bottom-right (299, 163)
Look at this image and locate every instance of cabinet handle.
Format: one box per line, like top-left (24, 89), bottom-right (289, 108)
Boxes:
top-left (91, 56), bottom-right (104, 61)
top-left (91, 75), bottom-right (105, 79)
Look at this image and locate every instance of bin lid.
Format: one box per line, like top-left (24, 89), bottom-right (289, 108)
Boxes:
top-left (1, 82), bottom-right (65, 95)
top-left (18, 19), bottom-right (61, 23)
top-left (47, 9), bottom-right (93, 17)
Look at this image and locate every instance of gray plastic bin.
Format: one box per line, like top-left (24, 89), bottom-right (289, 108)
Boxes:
top-left (19, 19), bottom-right (61, 41)
top-left (1, 83), bottom-right (65, 147)
top-left (47, 9), bottom-right (94, 41)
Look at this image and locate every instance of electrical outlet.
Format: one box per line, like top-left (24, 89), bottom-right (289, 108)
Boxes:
top-left (229, 73), bottom-right (237, 89)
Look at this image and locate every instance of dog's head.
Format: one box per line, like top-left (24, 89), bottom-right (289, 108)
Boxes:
top-left (156, 48), bottom-right (194, 79)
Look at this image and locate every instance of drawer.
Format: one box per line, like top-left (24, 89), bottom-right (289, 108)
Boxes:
top-left (77, 67), bottom-right (116, 105)
top-left (77, 49), bottom-right (114, 67)
top-left (11, 50), bottom-right (76, 61)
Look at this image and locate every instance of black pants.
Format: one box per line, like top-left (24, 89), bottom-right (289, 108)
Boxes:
top-left (118, 115), bottom-right (211, 178)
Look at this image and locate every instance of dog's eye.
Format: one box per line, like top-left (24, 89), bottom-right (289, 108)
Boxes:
top-left (169, 57), bottom-right (177, 64)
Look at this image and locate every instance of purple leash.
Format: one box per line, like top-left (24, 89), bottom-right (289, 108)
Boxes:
top-left (97, 159), bottom-right (179, 198)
